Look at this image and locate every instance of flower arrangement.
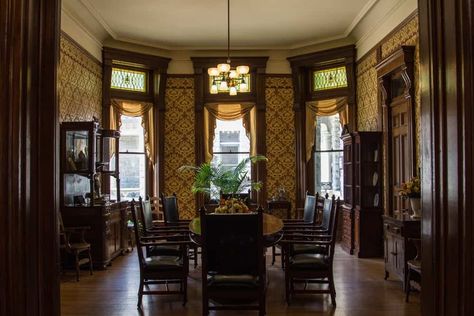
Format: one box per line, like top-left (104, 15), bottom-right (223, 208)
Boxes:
top-left (399, 176), bottom-right (421, 198)
top-left (215, 197), bottom-right (250, 214)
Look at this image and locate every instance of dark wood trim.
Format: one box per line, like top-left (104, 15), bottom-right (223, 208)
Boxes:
top-left (60, 31), bottom-right (101, 65)
top-left (419, 0), bottom-right (474, 314)
top-left (0, 0), bottom-right (60, 315)
top-left (289, 46), bottom-right (357, 207)
top-left (102, 48), bottom-right (170, 198)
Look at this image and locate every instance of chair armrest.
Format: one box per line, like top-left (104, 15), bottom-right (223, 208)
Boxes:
top-left (282, 233), bottom-right (331, 239)
top-left (279, 239), bottom-right (332, 245)
top-left (140, 240), bottom-right (193, 247)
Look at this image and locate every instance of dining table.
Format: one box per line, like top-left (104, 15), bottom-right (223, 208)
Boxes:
top-left (188, 212), bottom-right (284, 247)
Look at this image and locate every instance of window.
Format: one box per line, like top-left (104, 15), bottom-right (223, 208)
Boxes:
top-left (314, 114), bottom-right (343, 198)
top-left (210, 118), bottom-right (250, 199)
top-left (111, 67), bottom-right (147, 92)
top-left (313, 66), bottom-right (348, 91)
top-left (110, 116), bottom-right (146, 200)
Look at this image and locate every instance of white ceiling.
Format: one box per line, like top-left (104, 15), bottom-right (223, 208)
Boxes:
top-left (63, 0), bottom-right (378, 50)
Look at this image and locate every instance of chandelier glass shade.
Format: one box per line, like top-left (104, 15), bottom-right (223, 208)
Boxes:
top-left (208, 0), bottom-right (249, 96)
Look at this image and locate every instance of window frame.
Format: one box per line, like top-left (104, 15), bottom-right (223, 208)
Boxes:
top-left (116, 115), bottom-right (148, 201)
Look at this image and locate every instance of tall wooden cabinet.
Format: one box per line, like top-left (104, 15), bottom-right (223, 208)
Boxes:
top-left (341, 129), bottom-right (383, 257)
top-left (60, 120), bottom-right (128, 269)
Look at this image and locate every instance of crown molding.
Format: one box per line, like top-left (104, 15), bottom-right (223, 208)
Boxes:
top-left (343, 0), bottom-right (380, 37)
top-left (79, 0), bottom-right (118, 39)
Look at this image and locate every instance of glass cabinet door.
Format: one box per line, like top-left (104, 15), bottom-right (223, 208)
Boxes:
top-left (65, 130), bottom-right (90, 172)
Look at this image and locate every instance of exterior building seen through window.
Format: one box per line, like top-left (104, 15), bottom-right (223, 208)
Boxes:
top-left (314, 114), bottom-right (344, 198)
top-left (210, 118), bottom-right (250, 200)
top-left (110, 115), bottom-right (146, 200)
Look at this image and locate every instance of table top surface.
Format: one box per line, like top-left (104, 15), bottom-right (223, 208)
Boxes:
top-left (189, 213), bottom-right (284, 236)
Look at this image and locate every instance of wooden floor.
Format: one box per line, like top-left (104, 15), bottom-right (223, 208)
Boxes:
top-left (60, 246), bottom-right (420, 316)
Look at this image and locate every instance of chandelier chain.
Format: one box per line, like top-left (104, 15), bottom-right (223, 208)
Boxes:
top-left (227, 0), bottom-right (230, 63)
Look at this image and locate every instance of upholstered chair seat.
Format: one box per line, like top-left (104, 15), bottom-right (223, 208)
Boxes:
top-left (292, 243), bottom-right (328, 256)
top-left (289, 253), bottom-right (330, 270)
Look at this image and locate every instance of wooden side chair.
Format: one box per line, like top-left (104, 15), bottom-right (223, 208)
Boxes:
top-left (200, 206), bottom-right (266, 315)
top-left (284, 196), bottom-right (337, 257)
top-left (58, 212), bottom-right (93, 282)
top-left (280, 196), bottom-right (340, 306)
top-left (160, 193), bottom-right (199, 268)
top-left (130, 200), bottom-right (191, 309)
top-left (272, 192), bottom-right (318, 266)
top-left (406, 238), bottom-right (421, 302)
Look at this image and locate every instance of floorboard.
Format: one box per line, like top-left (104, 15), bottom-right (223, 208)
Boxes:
top-left (60, 246), bottom-right (420, 315)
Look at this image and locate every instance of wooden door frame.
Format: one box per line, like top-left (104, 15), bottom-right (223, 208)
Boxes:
top-left (0, 0), bottom-right (61, 315)
top-left (419, 0), bottom-right (474, 315)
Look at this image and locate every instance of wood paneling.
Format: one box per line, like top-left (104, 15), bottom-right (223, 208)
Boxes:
top-left (419, 0), bottom-right (474, 315)
top-left (0, 0), bottom-right (60, 315)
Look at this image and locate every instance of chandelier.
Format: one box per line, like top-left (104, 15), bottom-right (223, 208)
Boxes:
top-left (208, 0), bottom-right (249, 96)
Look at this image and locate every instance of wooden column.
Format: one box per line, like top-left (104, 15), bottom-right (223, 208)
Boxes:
top-left (0, 0), bottom-right (60, 315)
top-left (419, 0), bottom-right (474, 315)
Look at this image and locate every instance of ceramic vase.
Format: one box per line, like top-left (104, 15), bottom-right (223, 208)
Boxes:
top-left (409, 197), bottom-right (421, 219)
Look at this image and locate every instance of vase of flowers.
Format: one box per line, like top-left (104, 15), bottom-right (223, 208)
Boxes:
top-left (399, 176), bottom-right (421, 219)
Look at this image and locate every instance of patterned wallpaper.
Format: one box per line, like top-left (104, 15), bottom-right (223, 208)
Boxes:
top-left (58, 34), bottom-right (102, 123)
top-left (164, 77), bottom-right (196, 219)
top-left (265, 76), bottom-right (297, 217)
top-left (356, 51), bottom-right (379, 131)
top-left (356, 15), bottom-right (420, 214)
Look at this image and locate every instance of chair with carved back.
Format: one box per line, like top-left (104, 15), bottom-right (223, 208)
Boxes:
top-left (58, 212), bottom-right (93, 282)
top-left (130, 199), bottom-right (191, 308)
top-left (406, 238), bottom-right (421, 302)
top-left (280, 196), bottom-right (340, 306)
top-left (160, 193), bottom-right (199, 268)
top-left (200, 206), bottom-right (266, 315)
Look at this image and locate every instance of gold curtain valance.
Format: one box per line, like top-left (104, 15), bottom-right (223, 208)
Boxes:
top-left (109, 99), bottom-right (155, 167)
top-left (305, 97), bottom-right (348, 162)
top-left (204, 103), bottom-right (257, 162)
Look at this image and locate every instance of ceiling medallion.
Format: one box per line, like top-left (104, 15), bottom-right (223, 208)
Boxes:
top-left (207, 0), bottom-right (249, 96)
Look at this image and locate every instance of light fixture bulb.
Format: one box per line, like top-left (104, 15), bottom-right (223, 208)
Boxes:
top-left (236, 65), bottom-right (249, 75)
top-left (229, 70), bottom-right (238, 78)
top-left (217, 63), bottom-right (231, 73)
top-left (239, 81), bottom-right (248, 92)
top-left (210, 83), bottom-right (218, 94)
top-left (229, 86), bottom-right (237, 96)
top-left (219, 80), bottom-right (228, 90)
top-left (208, 67), bottom-right (219, 76)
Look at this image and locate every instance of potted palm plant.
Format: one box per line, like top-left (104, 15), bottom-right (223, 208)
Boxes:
top-left (179, 155), bottom-right (267, 209)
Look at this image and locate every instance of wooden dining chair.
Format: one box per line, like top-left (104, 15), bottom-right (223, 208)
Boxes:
top-left (280, 197), bottom-right (340, 306)
top-left (200, 206), bottom-right (266, 315)
top-left (58, 212), bottom-right (93, 282)
top-left (272, 192), bottom-right (319, 266)
top-left (130, 199), bottom-right (191, 309)
top-left (160, 193), bottom-right (199, 268)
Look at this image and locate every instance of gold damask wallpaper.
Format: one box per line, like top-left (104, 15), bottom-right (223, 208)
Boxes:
top-left (58, 33), bottom-right (102, 123)
top-left (356, 14), bottom-right (420, 168)
top-left (164, 77), bottom-right (196, 219)
top-left (356, 51), bottom-right (379, 131)
top-left (265, 76), bottom-right (297, 217)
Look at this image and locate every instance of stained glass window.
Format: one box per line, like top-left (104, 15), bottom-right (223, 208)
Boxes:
top-left (313, 66), bottom-right (348, 91)
top-left (111, 68), bottom-right (147, 92)
top-left (209, 74), bottom-right (251, 93)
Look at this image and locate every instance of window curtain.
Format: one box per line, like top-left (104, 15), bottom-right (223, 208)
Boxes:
top-left (305, 97), bottom-right (348, 162)
top-left (203, 103), bottom-right (257, 162)
top-left (109, 99), bottom-right (155, 168)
